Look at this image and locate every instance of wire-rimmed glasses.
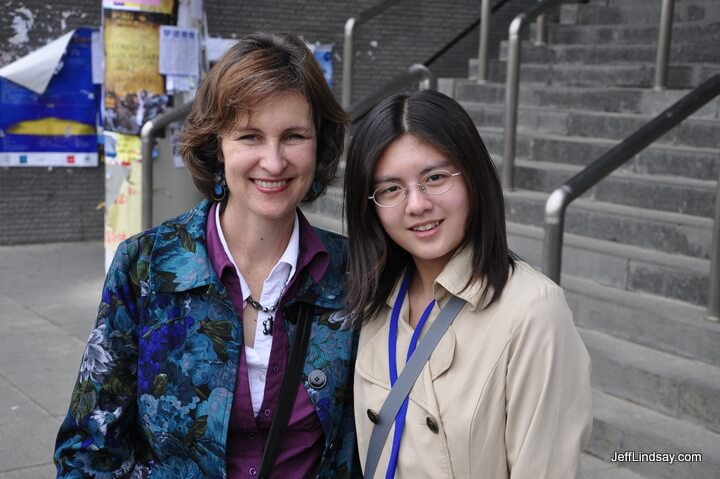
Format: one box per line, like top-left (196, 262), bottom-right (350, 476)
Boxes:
top-left (368, 170), bottom-right (463, 208)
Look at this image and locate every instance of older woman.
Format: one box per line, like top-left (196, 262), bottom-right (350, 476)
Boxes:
top-left (55, 33), bottom-right (360, 478)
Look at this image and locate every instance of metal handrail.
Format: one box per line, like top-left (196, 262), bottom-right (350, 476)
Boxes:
top-left (347, 64), bottom-right (435, 123)
top-left (654, 0), bottom-right (675, 90)
top-left (541, 74), bottom-right (720, 323)
top-left (501, 0), bottom-right (569, 190)
top-left (140, 101), bottom-right (194, 230)
top-left (502, 0), bottom-right (677, 188)
top-left (342, 0), bottom-right (404, 108)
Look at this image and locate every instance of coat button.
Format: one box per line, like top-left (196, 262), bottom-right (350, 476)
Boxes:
top-left (367, 409), bottom-right (379, 424)
top-left (308, 369), bottom-right (327, 389)
top-left (426, 416), bottom-right (439, 434)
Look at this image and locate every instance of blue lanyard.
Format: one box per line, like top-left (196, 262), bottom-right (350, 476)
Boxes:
top-left (386, 266), bottom-right (436, 479)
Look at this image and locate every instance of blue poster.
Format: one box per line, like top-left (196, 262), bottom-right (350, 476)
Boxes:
top-left (0, 28), bottom-right (99, 167)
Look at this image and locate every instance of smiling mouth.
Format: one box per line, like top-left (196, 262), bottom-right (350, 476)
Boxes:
top-left (253, 179), bottom-right (289, 188)
top-left (410, 220), bottom-right (441, 232)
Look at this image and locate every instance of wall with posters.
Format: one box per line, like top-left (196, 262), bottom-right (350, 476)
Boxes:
top-left (0, 0), bottom-right (533, 245)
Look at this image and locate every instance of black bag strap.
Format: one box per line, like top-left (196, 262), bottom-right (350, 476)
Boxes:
top-left (258, 302), bottom-right (313, 479)
top-left (364, 295), bottom-right (466, 479)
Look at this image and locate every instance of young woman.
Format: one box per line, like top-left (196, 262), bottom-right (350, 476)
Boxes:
top-left (54, 33), bottom-right (360, 478)
top-left (343, 90), bottom-right (592, 478)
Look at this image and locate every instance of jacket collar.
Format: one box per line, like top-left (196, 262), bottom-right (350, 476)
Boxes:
top-left (384, 247), bottom-right (492, 312)
top-left (147, 200), bottom-right (340, 311)
top-left (148, 200), bottom-right (217, 293)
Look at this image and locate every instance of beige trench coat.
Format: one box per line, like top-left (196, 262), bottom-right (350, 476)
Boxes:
top-left (354, 249), bottom-right (592, 478)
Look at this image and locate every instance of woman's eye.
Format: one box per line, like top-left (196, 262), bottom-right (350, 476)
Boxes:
top-left (380, 184), bottom-right (402, 195)
top-left (426, 172), bottom-right (449, 183)
top-left (286, 133), bottom-right (306, 141)
top-left (237, 134), bottom-right (259, 142)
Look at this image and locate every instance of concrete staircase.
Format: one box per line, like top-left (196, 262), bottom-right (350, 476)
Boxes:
top-left (303, 0), bottom-right (720, 477)
top-left (438, 0), bottom-right (720, 477)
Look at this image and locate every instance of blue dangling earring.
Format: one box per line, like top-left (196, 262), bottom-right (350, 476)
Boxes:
top-left (310, 179), bottom-right (321, 195)
top-left (212, 169), bottom-right (227, 202)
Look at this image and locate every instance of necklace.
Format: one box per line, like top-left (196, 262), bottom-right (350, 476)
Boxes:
top-left (245, 295), bottom-right (279, 335)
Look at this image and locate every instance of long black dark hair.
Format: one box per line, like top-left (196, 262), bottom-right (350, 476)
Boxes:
top-left (343, 90), bottom-right (515, 324)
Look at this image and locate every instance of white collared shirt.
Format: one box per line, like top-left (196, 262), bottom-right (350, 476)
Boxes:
top-left (215, 205), bottom-right (300, 416)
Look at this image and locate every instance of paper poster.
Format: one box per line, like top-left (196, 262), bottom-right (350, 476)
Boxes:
top-left (102, 0), bottom-right (174, 14)
top-left (159, 26), bottom-right (199, 76)
top-left (0, 28), bottom-right (99, 167)
top-left (103, 8), bottom-right (170, 134)
top-left (103, 131), bottom-right (141, 166)
top-left (310, 43), bottom-right (334, 87)
top-left (104, 159), bottom-right (143, 268)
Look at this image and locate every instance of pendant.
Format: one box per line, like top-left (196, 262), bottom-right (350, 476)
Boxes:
top-left (263, 315), bottom-right (274, 335)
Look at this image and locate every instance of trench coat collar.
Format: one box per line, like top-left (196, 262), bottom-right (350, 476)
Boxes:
top-left (384, 247), bottom-right (492, 312)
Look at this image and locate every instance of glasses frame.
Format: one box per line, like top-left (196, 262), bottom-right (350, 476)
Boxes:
top-left (368, 170), bottom-right (463, 208)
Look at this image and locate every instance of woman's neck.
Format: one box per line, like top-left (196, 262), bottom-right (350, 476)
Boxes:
top-left (220, 201), bottom-right (294, 276)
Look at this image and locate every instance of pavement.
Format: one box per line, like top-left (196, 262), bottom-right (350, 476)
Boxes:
top-left (0, 241), bottom-right (104, 478)
top-left (0, 240), bottom-right (642, 478)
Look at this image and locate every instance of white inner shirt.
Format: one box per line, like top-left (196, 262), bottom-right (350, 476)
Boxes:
top-left (215, 205), bottom-right (300, 416)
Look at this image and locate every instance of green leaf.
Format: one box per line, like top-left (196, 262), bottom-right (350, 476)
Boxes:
top-left (70, 380), bottom-right (96, 423)
top-left (187, 415), bottom-right (207, 443)
top-left (199, 319), bottom-right (232, 362)
top-left (178, 228), bottom-right (196, 253)
top-left (152, 374), bottom-right (168, 395)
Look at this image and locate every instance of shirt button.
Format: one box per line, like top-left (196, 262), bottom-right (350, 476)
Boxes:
top-left (272, 366), bottom-right (279, 374)
top-left (248, 432), bottom-right (256, 440)
top-left (259, 373), bottom-right (266, 382)
top-left (264, 408), bottom-right (272, 417)
top-left (367, 409), bottom-right (379, 424)
top-left (249, 467), bottom-right (257, 476)
top-left (426, 416), bottom-right (440, 434)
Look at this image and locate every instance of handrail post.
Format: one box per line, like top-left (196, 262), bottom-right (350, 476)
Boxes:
top-left (502, 15), bottom-right (525, 190)
top-left (140, 102), bottom-right (194, 230)
top-left (140, 121), bottom-right (157, 231)
top-left (477, 0), bottom-right (492, 82)
top-left (707, 170), bottom-right (720, 322)
top-left (342, 17), bottom-right (356, 109)
top-left (654, 0), bottom-right (675, 90)
top-left (535, 13), bottom-right (546, 45)
top-left (543, 187), bottom-right (570, 284)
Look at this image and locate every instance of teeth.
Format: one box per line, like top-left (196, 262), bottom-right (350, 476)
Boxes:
top-left (412, 222), bottom-right (439, 232)
top-left (255, 179), bottom-right (287, 188)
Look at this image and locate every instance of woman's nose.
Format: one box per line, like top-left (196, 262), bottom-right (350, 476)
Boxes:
top-left (404, 184), bottom-right (433, 214)
top-left (259, 141), bottom-right (287, 174)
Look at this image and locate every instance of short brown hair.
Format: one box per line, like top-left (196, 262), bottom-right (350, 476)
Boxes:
top-left (180, 32), bottom-right (348, 202)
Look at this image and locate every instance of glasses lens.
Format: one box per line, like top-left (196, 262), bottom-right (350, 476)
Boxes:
top-left (373, 183), bottom-right (406, 207)
top-left (422, 170), bottom-right (455, 196)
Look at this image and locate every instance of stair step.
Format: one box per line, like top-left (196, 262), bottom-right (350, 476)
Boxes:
top-left (473, 127), bottom-right (720, 181)
top-left (507, 159), bottom-right (717, 218)
top-left (462, 102), bottom-right (720, 149)
top-left (499, 41), bottom-right (720, 65)
top-left (505, 190), bottom-right (714, 259)
top-left (581, 453), bottom-right (644, 479)
top-left (565, 272), bottom-right (720, 368)
top-left (533, 20), bottom-right (720, 45)
top-left (589, 390), bottom-right (720, 478)
top-left (472, 59), bottom-right (718, 89)
top-left (507, 222), bottom-right (710, 306)
top-left (451, 80), bottom-right (720, 118)
top-left (581, 327), bottom-right (720, 434)
top-left (560, 1), bottom-right (720, 25)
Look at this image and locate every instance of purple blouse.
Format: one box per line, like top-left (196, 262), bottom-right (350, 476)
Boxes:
top-left (206, 202), bottom-right (325, 479)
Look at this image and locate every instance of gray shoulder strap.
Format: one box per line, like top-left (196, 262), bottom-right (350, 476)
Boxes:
top-left (364, 295), bottom-right (466, 478)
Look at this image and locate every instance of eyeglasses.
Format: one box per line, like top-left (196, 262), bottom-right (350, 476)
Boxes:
top-left (368, 170), bottom-right (463, 208)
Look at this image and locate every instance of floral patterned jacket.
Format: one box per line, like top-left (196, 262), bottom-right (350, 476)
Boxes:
top-left (54, 200), bottom-right (360, 478)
